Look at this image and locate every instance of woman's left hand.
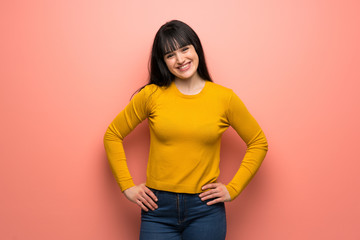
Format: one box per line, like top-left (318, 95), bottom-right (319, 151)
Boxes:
top-left (199, 183), bottom-right (231, 205)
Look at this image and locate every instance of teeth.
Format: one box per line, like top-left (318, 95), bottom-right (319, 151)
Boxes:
top-left (179, 63), bottom-right (189, 69)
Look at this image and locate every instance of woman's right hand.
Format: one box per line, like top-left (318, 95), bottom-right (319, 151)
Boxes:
top-left (123, 183), bottom-right (158, 212)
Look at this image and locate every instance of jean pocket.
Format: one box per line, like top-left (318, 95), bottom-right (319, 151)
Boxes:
top-left (197, 194), bottom-right (225, 208)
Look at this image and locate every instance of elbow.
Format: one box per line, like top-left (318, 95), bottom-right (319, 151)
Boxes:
top-left (262, 133), bottom-right (269, 152)
top-left (103, 128), bottom-right (110, 145)
top-left (103, 124), bottom-right (124, 143)
top-left (260, 131), bottom-right (269, 152)
top-left (103, 125), bottom-right (124, 145)
top-left (247, 130), bottom-right (268, 152)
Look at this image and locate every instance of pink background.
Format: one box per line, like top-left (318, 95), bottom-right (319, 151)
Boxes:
top-left (1, 0), bottom-right (359, 239)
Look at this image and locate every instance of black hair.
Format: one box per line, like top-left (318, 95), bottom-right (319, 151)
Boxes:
top-left (131, 20), bottom-right (213, 99)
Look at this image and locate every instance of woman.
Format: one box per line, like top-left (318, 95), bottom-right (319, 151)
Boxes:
top-left (104, 20), bottom-right (268, 240)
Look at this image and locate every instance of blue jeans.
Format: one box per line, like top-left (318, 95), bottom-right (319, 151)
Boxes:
top-left (140, 188), bottom-right (226, 240)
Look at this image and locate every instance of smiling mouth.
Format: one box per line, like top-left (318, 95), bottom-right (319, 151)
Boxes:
top-left (177, 62), bottom-right (191, 71)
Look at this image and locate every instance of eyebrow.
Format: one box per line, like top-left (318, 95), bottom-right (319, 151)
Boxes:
top-left (164, 45), bottom-right (189, 55)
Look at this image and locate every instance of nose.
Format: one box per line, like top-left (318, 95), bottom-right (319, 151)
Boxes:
top-left (175, 52), bottom-right (185, 64)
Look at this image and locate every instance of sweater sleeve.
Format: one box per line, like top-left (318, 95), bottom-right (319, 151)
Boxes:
top-left (103, 85), bottom-right (153, 192)
top-left (225, 90), bottom-right (268, 200)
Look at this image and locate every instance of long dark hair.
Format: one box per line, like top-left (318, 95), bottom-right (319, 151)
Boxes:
top-left (131, 20), bottom-right (213, 98)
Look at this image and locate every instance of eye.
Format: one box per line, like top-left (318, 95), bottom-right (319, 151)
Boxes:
top-left (182, 47), bottom-right (189, 52)
top-left (166, 53), bottom-right (174, 59)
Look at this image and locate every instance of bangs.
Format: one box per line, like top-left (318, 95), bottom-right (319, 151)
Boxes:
top-left (160, 31), bottom-right (192, 56)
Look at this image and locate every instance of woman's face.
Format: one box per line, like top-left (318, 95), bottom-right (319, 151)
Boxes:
top-left (163, 44), bottom-right (199, 81)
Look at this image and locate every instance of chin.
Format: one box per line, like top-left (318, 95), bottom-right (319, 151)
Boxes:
top-left (175, 70), bottom-right (197, 80)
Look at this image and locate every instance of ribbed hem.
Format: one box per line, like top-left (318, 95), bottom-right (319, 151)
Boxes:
top-left (120, 179), bottom-right (135, 192)
top-left (146, 179), bottom-right (204, 194)
top-left (226, 184), bottom-right (238, 201)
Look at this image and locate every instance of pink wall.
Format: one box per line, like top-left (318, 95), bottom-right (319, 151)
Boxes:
top-left (1, 0), bottom-right (359, 239)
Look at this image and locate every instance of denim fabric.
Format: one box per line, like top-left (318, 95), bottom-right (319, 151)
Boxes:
top-left (140, 188), bottom-right (226, 240)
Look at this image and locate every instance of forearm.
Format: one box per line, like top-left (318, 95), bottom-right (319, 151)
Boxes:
top-left (104, 125), bottom-right (136, 191)
top-left (226, 129), bottom-right (268, 200)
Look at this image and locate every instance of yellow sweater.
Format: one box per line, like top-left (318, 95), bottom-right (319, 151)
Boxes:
top-left (104, 80), bottom-right (268, 200)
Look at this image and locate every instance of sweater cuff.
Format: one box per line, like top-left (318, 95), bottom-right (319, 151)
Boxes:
top-left (120, 179), bottom-right (135, 192)
top-left (226, 184), bottom-right (239, 201)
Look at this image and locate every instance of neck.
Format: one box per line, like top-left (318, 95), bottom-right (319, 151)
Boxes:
top-left (174, 73), bottom-right (205, 90)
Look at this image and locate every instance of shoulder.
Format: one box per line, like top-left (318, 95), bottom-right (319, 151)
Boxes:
top-left (137, 83), bottom-right (164, 98)
top-left (208, 81), bottom-right (233, 92)
top-left (207, 81), bottom-right (235, 99)
top-left (139, 83), bottom-right (158, 93)
top-left (134, 84), bottom-right (167, 108)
